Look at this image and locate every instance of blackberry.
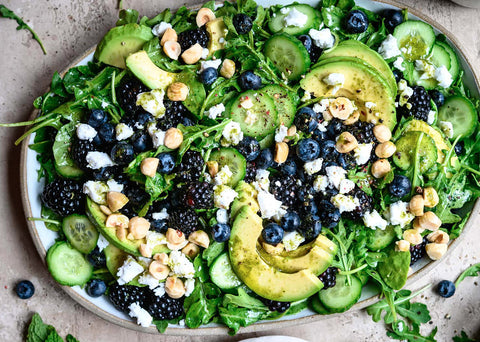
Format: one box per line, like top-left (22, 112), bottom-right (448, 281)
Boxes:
top-left (270, 175), bottom-right (298, 207)
top-left (123, 182), bottom-right (149, 211)
top-left (318, 267), bottom-right (338, 289)
top-left (41, 179), bottom-right (84, 217)
top-left (168, 207), bottom-right (199, 237)
top-left (346, 120), bottom-right (376, 144)
top-left (398, 86), bottom-right (431, 121)
top-left (262, 299), bottom-right (291, 313)
top-left (70, 138), bottom-right (96, 171)
top-left (175, 150), bottom-right (204, 183)
top-left (108, 284), bottom-right (147, 312)
top-left (184, 182), bottom-right (214, 209)
top-left (178, 27), bottom-right (209, 51)
top-left (244, 162), bottom-right (256, 183)
top-left (410, 236), bottom-right (428, 265)
top-left (343, 187), bottom-right (373, 220)
top-left (116, 77), bottom-right (149, 115)
top-left (157, 101), bottom-right (193, 130)
top-left (146, 293), bottom-right (184, 320)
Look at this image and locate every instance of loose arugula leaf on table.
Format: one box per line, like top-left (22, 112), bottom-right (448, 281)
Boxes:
top-left (0, 5), bottom-right (47, 54)
top-left (455, 263), bottom-right (480, 287)
top-left (387, 322), bottom-right (437, 342)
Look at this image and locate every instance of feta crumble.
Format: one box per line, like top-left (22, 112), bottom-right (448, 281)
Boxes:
top-left (207, 103), bottom-right (225, 120)
top-left (214, 185), bottom-right (238, 209)
top-left (313, 99), bottom-right (330, 114)
top-left (129, 302), bottom-right (153, 327)
top-left (253, 169), bottom-right (270, 191)
top-left (138, 273), bottom-right (160, 290)
top-left (154, 283), bottom-right (166, 297)
top-left (168, 250), bottom-right (195, 279)
top-left (214, 165), bottom-right (234, 185)
top-left (304, 158), bottom-right (323, 175)
top-left (137, 89), bottom-right (166, 118)
top-left (435, 65), bottom-right (453, 88)
top-left (325, 165), bottom-right (347, 189)
top-left (147, 124), bottom-right (166, 148)
top-left (201, 48), bottom-right (210, 60)
top-left (76, 123), bottom-right (97, 142)
top-left (184, 278), bottom-right (195, 297)
top-left (378, 34), bottom-right (401, 59)
top-left (275, 124), bottom-right (288, 143)
top-left (115, 123), bottom-right (134, 141)
top-left (107, 179), bottom-right (124, 193)
top-left (393, 57), bottom-right (405, 71)
top-left (83, 181), bottom-right (108, 204)
top-left (152, 22), bottom-right (172, 37)
top-left (363, 210), bottom-right (388, 230)
top-left (283, 231), bottom-right (305, 252)
top-left (96, 234), bottom-right (109, 252)
top-left (415, 60), bottom-right (435, 80)
top-left (331, 194), bottom-right (359, 213)
top-left (427, 110), bottom-right (436, 125)
top-left (313, 175), bottom-right (329, 193)
top-left (117, 256), bottom-right (144, 285)
top-left (339, 178), bottom-right (355, 194)
top-left (309, 28), bottom-right (335, 49)
top-left (323, 73), bottom-right (345, 86)
top-left (145, 231), bottom-right (168, 249)
top-left (365, 102), bottom-right (376, 109)
top-left (353, 143), bottom-right (373, 165)
top-left (439, 121), bottom-right (454, 138)
top-left (221, 121), bottom-right (243, 146)
top-left (283, 8), bottom-right (308, 27)
top-left (86, 151), bottom-right (116, 169)
top-left (152, 208), bottom-right (169, 221)
top-left (199, 59), bottom-right (222, 73)
top-left (385, 201), bottom-right (414, 228)
top-left (397, 79), bottom-right (414, 106)
top-left (216, 208), bottom-right (229, 224)
top-left (257, 190), bottom-right (284, 219)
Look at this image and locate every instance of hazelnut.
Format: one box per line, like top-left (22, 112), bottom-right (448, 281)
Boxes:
top-left (167, 82), bottom-right (189, 102)
top-left (287, 125), bottom-right (297, 137)
top-left (423, 187), bottom-right (439, 208)
top-left (99, 205), bottom-right (112, 216)
top-left (196, 7), bottom-right (215, 27)
top-left (375, 141), bottom-right (396, 159)
top-left (412, 219), bottom-right (425, 234)
top-left (140, 158), bottom-right (159, 178)
top-left (274, 142), bottom-right (289, 164)
top-left (106, 213), bottom-right (129, 229)
top-left (166, 228), bottom-right (187, 250)
top-left (262, 241), bottom-right (285, 255)
top-left (107, 192), bottom-right (129, 212)
top-left (207, 160), bottom-right (219, 177)
top-left (116, 226), bottom-right (127, 240)
top-left (425, 243), bottom-right (448, 260)
top-left (153, 252), bottom-right (169, 265)
top-left (371, 159), bottom-right (391, 178)
top-left (182, 242), bottom-right (201, 259)
top-left (373, 124), bottom-right (392, 143)
top-left (329, 97), bottom-right (354, 120)
top-left (220, 59), bottom-right (236, 79)
top-left (409, 195), bottom-right (425, 217)
top-left (188, 230), bottom-right (210, 249)
top-left (181, 43), bottom-right (203, 64)
top-left (139, 243), bottom-right (152, 258)
top-left (335, 132), bottom-right (358, 153)
top-left (160, 28), bottom-right (177, 46)
top-left (343, 110), bottom-right (360, 125)
top-left (164, 127), bottom-right (183, 149)
top-left (403, 229), bottom-right (423, 245)
top-left (149, 260), bottom-right (170, 280)
top-left (128, 216), bottom-right (151, 239)
top-left (163, 41), bottom-right (181, 60)
top-left (427, 230), bottom-right (450, 244)
top-left (395, 240), bottom-right (410, 252)
top-left (416, 211), bottom-right (441, 231)
top-left (165, 276), bottom-right (186, 299)
top-left (323, 110), bottom-right (333, 121)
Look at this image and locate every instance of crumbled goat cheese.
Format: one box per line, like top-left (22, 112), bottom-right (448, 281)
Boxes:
top-left (221, 121), bottom-right (243, 146)
top-left (201, 48), bottom-right (210, 60)
top-left (83, 181), bottom-right (109, 204)
top-left (184, 278), bottom-right (195, 297)
top-left (313, 99), bottom-right (330, 114)
top-left (76, 123), bottom-right (97, 142)
top-left (427, 110), bottom-right (436, 125)
top-left (415, 60), bottom-right (436, 80)
top-left (152, 22), bottom-right (172, 37)
top-left (115, 123), bottom-right (134, 141)
top-left (304, 158), bottom-right (324, 175)
top-left (257, 190), bottom-right (284, 219)
top-left (393, 57), bottom-right (405, 71)
top-left (325, 165), bottom-right (347, 189)
top-left (101, 101), bottom-right (109, 109)
top-left (86, 151), bottom-right (116, 169)
top-left (435, 65), bottom-right (453, 88)
top-left (363, 210), bottom-right (388, 230)
top-left (313, 175), bottom-right (329, 193)
top-left (339, 178), bottom-right (355, 194)
top-left (354, 143), bottom-right (373, 165)
top-left (365, 102), bottom-right (376, 109)
top-left (129, 302), bottom-right (153, 327)
top-left (301, 92), bottom-right (312, 102)
top-left (214, 185), bottom-right (238, 209)
top-left (240, 97), bottom-right (254, 109)
top-left (253, 169), bottom-right (270, 191)
top-left (397, 79), bottom-right (414, 106)
top-left (107, 179), bottom-right (124, 193)
top-left (152, 208), bottom-right (169, 221)
top-left (275, 124), bottom-right (288, 143)
top-left (138, 273), bottom-right (160, 290)
top-left (96, 234), bottom-right (109, 252)
top-left (385, 201), bottom-right (414, 228)
top-left (323, 73), bottom-right (345, 86)
top-left (137, 89), bottom-right (166, 118)
top-left (199, 59), bottom-right (222, 73)
top-left (147, 124), bottom-right (166, 148)
top-left (146, 231), bottom-right (167, 249)
top-left (216, 208), bottom-right (229, 224)
top-left (283, 8), bottom-right (308, 27)
top-left (378, 34), bottom-right (401, 59)
top-left (283, 231), bottom-right (305, 252)
top-left (214, 165), bottom-right (234, 185)
top-left (244, 110), bottom-right (257, 125)
top-left (168, 251), bottom-right (195, 279)
top-left (439, 121), bottom-right (454, 138)
top-left (117, 256), bottom-right (144, 285)
top-left (154, 283), bottom-right (165, 297)
top-left (309, 28), bottom-right (335, 49)
top-left (331, 194), bottom-right (359, 213)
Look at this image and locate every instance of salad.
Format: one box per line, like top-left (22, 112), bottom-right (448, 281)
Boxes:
top-left (8, 0), bottom-right (480, 338)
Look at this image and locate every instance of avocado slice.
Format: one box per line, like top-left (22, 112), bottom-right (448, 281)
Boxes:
top-left (230, 182), bottom-right (259, 219)
top-left (229, 206), bottom-right (324, 301)
top-left (94, 23), bottom-right (154, 69)
top-left (104, 244), bottom-right (128, 276)
top-left (279, 234), bottom-right (338, 258)
top-left (86, 197), bottom-right (169, 257)
top-left (319, 40), bottom-right (397, 94)
top-left (206, 18), bottom-right (228, 56)
top-left (300, 58), bottom-right (397, 131)
top-left (125, 50), bottom-right (176, 90)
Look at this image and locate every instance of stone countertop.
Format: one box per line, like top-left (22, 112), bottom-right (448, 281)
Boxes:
top-left (0, 0), bottom-right (479, 341)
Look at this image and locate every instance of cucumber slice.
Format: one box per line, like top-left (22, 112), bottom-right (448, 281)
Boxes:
top-left (268, 4), bottom-right (321, 36)
top-left (310, 295), bottom-right (331, 315)
top-left (209, 252), bottom-right (242, 290)
top-left (264, 33), bottom-right (311, 81)
top-left (53, 122), bottom-right (84, 179)
top-left (262, 84), bottom-right (298, 127)
top-left (366, 226), bottom-right (396, 251)
top-left (227, 90), bottom-right (278, 139)
top-left (415, 44), bottom-right (451, 90)
top-left (209, 147), bottom-right (246, 187)
top-left (318, 275), bottom-right (362, 313)
top-left (438, 96), bottom-right (477, 140)
top-left (259, 133), bottom-right (274, 149)
top-left (62, 214), bottom-right (99, 254)
top-left (436, 41), bottom-right (460, 81)
top-left (47, 241), bottom-right (93, 286)
top-left (393, 20), bottom-right (435, 61)
top-left (393, 131), bottom-right (437, 174)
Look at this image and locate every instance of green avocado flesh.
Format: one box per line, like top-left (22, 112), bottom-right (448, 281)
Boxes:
top-left (94, 24), bottom-right (153, 69)
top-left (229, 206), bottom-right (332, 301)
top-left (126, 50), bottom-right (176, 90)
top-left (86, 197), bottom-right (169, 257)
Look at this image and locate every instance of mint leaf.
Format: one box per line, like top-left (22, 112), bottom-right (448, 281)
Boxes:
top-left (27, 313), bottom-right (55, 342)
top-left (66, 335), bottom-right (80, 342)
top-left (455, 263), bottom-right (480, 287)
top-left (45, 330), bottom-right (64, 342)
top-left (453, 331), bottom-right (476, 342)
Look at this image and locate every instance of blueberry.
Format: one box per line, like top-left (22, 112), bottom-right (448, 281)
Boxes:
top-left (91, 166), bottom-right (118, 181)
top-left (182, 116), bottom-right (195, 126)
top-left (92, 134), bottom-right (103, 147)
top-left (256, 148), bottom-right (274, 169)
top-left (382, 9), bottom-right (403, 31)
top-left (110, 142), bottom-right (135, 165)
top-left (212, 223), bottom-right (231, 242)
top-left (294, 107), bottom-right (318, 132)
top-left (345, 10), bottom-right (369, 34)
top-left (238, 71), bottom-right (262, 90)
top-left (389, 174), bottom-right (412, 198)
top-left (281, 158), bottom-right (297, 175)
top-left (429, 90), bottom-right (445, 108)
top-left (436, 280), bottom-right (455, 298)
top-left (296, 138), bottom-right (320, 162)
top-left (86, 279), bottom-right (107, 298)
top-left (131, 131), bottom-right (152, 153)
top-left (392, 70), bottom-right (403, 83)
top-left (300, 199), bottom-right (318, 216)
top-left (262, 223), bottom-right (284, 245)
top-left (157, 153), bottom-right (176, 174)
top-left (98, 123), bottom-right (115, 144)
top-left (312, 128), bottom-right (328, 143)
top-left (324, 187), bottom-right (339, 198)
top-left (317, 200), bottom-right (341, 228)
top-left (337, 154), bottom-right (356, 170)
top-left (15, 280), bottom-right (35, 299)
top-left (281, 211), bottom-right (301, 232)
top-left (299, 214), bottom-right (322, 241)
top-left (233, 13), bottom-right (253, 34)
top-left (87, 247), bottom-right (107, 268)
top-left (88, 109), bottom-right (108, 128)
top-left (454, 141), bottom-right (465, 155)
top-left (297, 35), bottom-right (312, 53)
top-left (326, 119), bottom-right (344, 138)
top-left (151, 219), bottom-right (168, 233)
top-left (318, 140), bottom-right (337, 159)
top-left (135, 112), bottom-right (154, 127)
top-left (237, 136), bottom-right (261, 161)
top-left (200, 67), bottom-right (218, 86)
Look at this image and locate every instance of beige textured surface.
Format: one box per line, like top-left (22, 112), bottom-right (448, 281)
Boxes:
top-left (0, 0), bottom-right (479, 341)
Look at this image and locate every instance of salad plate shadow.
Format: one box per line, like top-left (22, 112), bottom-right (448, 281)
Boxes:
top-left (19, 0), bottom-right (479, 336)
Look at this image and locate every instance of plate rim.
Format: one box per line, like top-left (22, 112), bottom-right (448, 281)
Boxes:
top-left (19, 0), bottom-right (479, 335)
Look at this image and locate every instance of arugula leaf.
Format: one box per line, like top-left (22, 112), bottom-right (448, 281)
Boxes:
top-left (219, 305), bottom-right (267, 335)
top-left (455, 263), bottom-right (480, 287)
top-left (222, 288), bottom-right (268, 310)
top-left (152, 317), bottom-right (182, 333)
top-left (0, 5), bottom-right (47, 54)
top-left (202, 241), bottom-right (226, 266)
top-left (116, 9), bottom-right (139, 26)
top-left (178, 120), bottom-right (232, 158)
top-left (184, 280), bottom-right (222, 328)
top-left (453, 331), bottom-right (477, 342)
top-left (387, 321), bottom-right (437, 342)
